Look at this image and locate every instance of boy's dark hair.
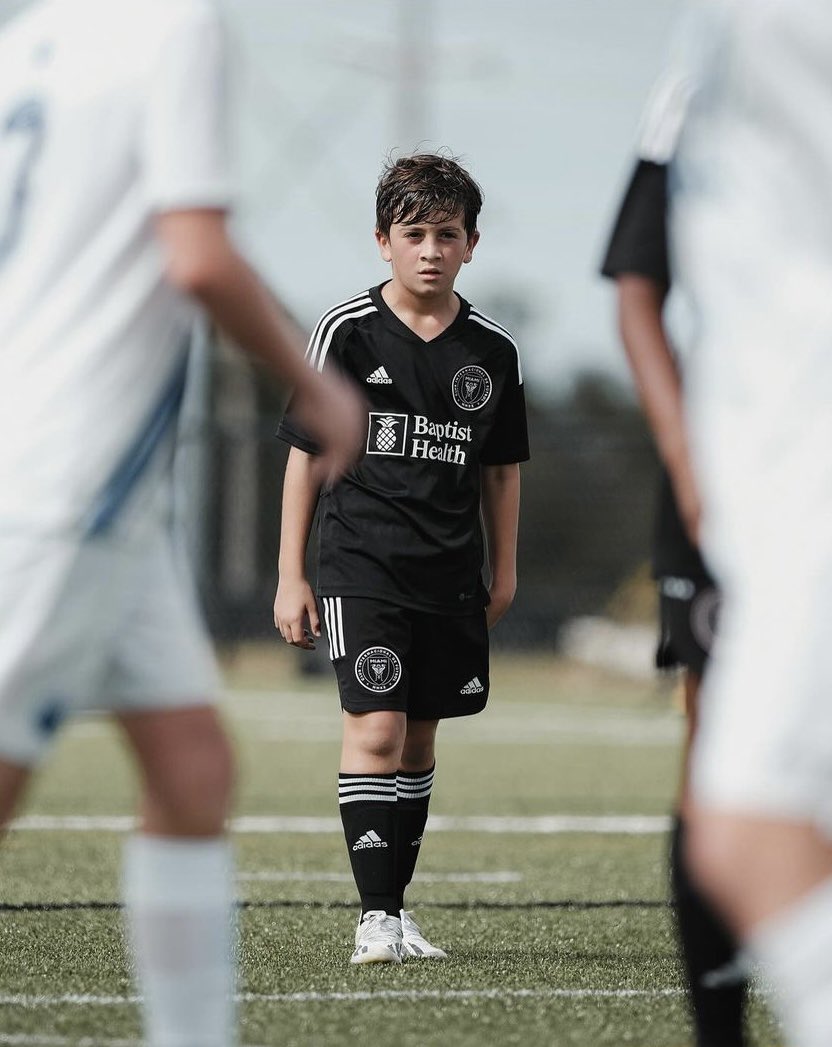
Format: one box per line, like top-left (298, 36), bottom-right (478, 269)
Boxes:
top-left (375, 153), bottom-right (483, 237)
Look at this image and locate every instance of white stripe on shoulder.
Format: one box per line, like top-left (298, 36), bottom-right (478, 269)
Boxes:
top-left (308, 301), bottom-right (377, 372)
top-left (636, 68), bottom-right (695, 164)
top-left (468, 310), bottom-right (523, 384)
top-left (304, 292), bottom-right (374, 364)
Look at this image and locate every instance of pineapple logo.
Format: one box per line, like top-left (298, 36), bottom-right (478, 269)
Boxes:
top-left (367, 412), bottom-right (408, 456)
top-left (375, 416), bottom-right (398, 452)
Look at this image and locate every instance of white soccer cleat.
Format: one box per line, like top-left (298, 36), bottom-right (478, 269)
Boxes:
top-left (350, 910), bottom-right (404, 965)
top-left (399, 909), bottom-right (448, 960)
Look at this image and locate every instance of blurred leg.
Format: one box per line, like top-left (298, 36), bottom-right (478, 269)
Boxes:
top-left (0, 761), bottom-right (32, 831)
top-left (689, 811), bottom-right (832, 1047)
top-left (673, 674), bottom-right (746, 1047)
top-left (118, 706), bottom-right (236, 1047)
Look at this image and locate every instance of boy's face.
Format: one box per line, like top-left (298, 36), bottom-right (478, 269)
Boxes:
top-left (375, 210), bottom-right (479, 300)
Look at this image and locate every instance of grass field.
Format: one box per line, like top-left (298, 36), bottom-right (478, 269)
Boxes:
top-left (0, 648), bottom-right (781, 1046)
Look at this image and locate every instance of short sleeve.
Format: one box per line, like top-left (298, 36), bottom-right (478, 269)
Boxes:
top-left (480, 359), bottom-right (530, 466)
top-left (140, 3), bottom-right (232, 212)
top-left (276, 313), bottom-right (349, 455)
top-left (600, 160), bottom-right (670, 287)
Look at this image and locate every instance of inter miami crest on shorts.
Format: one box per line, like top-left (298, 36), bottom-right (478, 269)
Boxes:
top-left (355, 646), bottom-right (403, 693)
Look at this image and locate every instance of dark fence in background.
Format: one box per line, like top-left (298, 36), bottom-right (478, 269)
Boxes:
top-left (183, 344), bottom-right (658, 652)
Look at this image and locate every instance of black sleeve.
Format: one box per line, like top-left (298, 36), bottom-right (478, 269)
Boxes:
top-left (600, 159), bottom-right (670, 287)
top-left (480, 362), bottom-right (530, 466)
top-left (276, 399), bottom-right (321, 456)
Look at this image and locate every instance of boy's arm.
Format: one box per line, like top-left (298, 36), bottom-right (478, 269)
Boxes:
top-left (616, 273), bottom-right (701, 543)
top-left (154, 209), bottom-right (366, 484)
top-left (274, 447), bottom-right (323, 649)
top-left (480, 463), bottom-right (521, 630)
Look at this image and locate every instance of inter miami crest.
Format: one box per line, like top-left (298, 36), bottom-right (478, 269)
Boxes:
top-left (355, 646), bottom-right (403, 693)
top-left (452, 365), bottom-right (492, 411)
top-left (367, 412), bottom-right (408, 455)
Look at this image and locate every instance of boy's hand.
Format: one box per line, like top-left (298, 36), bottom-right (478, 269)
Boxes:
top-left (486, 583), bottom-right (516, 630)
top-left (274, 577), bottom-right (321, 649)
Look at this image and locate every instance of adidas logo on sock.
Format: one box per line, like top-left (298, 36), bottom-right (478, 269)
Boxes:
top-left (366, 366), bottom-right (392, 384)
top-left (460, 676), bottom-right (484, 694)
top-left (352, 829), bottom-right (389, 851)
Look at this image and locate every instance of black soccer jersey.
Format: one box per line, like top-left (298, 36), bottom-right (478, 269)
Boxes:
top-left (601, 160), bottom-right (711, 582)
top-left (278, 283), bottom-right (530, 615)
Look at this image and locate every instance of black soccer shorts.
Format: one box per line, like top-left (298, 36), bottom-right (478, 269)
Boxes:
top-left (655, 575), bottom-right (721, 677)
top-left (319, 596), bottom-right (489, 719)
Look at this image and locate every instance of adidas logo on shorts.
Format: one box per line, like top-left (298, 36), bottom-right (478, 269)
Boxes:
top-left (366, 366), bottom-right (392, 384)
top-left (352, 829), bottom-right (388, 851)
top-left (460, 676), bottom-right (484, 695)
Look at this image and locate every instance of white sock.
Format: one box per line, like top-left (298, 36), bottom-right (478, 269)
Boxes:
top-left (123, 835), bottom-right (236, 1047)
top-left (749, 875), bottom-right (832, 1047)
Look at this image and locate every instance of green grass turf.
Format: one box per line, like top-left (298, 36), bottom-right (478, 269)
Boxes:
top-left (0, 649), bottom-right (782, 1045)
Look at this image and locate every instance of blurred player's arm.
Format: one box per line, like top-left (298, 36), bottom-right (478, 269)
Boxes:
top-left (616, 273), bottom-right (701, 544)
top-left (273, 446), bottom-right (322, 649)
top-left (480, 463), bottom-right (521, 630)
top-left (155, 209), bottom-right (365, 484)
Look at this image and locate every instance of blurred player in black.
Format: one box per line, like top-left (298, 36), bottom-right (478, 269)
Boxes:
top-left (601, 72), bottom-right (747, 1047)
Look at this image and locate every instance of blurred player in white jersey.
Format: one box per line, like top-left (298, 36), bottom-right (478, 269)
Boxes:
top-left (0, 2), bottom-right (364, 1044)
top-left (669, 3), bottom-right (832, 1045)
top-left (602, 68), bottom-right (748, 1047)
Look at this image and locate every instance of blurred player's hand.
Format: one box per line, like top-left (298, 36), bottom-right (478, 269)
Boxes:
top-left (274, 576), bottom-right (320, 649)
top-left (292, 368), bottom-right (367, 486)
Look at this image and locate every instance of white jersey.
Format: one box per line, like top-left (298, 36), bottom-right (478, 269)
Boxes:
top-left (672, 0), bottom-right (832, 581)
top-left (672, 2), bottom-right (832, 831)
top-left (0, 0), bottom-right (231, 536)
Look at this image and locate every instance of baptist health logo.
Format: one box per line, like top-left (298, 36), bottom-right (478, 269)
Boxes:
top-left (367, 412), bottom-right (472, 464)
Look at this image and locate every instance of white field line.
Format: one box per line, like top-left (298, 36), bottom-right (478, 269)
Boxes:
top-left (9, 814), bottom-right (671, 835)
top-left (0, 988), bottom-right (685, 1010)
top-left (65, 698), bottom-right (683, 747)
top-left (0, 1038), bottom-right (270, 1047)
top-left (238, 870), bottom-right (523, 883)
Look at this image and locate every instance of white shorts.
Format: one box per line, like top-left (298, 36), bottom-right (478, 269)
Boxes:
top-left (0, 525), bottom-right (221, 765)
top-left (674, 0), bottom-right (832, 826)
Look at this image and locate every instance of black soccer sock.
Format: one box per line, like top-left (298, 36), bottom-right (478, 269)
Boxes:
top-left (395, 765), bottom-right (435, 911)
top-left (671, 815), bottom-right (747, 1047)
top-left (338, 772), bottom-right (398, 916)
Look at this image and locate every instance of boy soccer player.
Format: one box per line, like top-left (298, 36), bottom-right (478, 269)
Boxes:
top-left (274, 153), bottom-right (529, 965)
top-left (670, 4), bottom-right (832, 1044)
top-left (601, 70), bottom-right (747, 1047)
top-left (0, 2), bottom-right (363, 1044)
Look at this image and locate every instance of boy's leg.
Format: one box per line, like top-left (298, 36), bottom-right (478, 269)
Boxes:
top-left (396, 720), bottom-right (438, 909)
top-left (339, 709), bottom-right (405, 918)
top-left (119, 705), bottom-right (236, 1047)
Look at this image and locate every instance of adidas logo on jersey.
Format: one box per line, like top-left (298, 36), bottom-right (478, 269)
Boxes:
top-left (366, 366), bottom-right (392, 384)
top-left (460, 676), bottom-right (484, 695)
top-left (352, 829), bottom-right (388, 851)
